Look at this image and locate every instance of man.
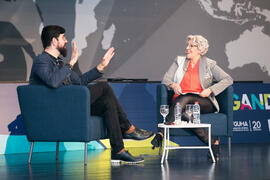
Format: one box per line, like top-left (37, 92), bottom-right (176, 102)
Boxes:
top-left (30, 25), bottom-right (153, 164)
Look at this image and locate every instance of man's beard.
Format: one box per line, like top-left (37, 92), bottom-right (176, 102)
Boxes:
top-left (57, 46), bottom-right (67, 57)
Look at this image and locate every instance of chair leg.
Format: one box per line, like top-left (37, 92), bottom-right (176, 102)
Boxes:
top-left (28, 142), bottom-right (34, 164)
top-left (228, 137), bottom-right (231, 157)
top-left (56, 141), bottom-right (59, 161)
top-left (84, 142), bottom-right (88, 166)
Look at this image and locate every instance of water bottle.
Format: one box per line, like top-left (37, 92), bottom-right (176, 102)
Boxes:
top-left (193, 102), bottom-right (200, 124)
top-left (174, 102), bottom-right (182, 125)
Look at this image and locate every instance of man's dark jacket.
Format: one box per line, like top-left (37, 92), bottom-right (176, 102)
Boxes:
top-left (30, 51), bottom-right (102, 88)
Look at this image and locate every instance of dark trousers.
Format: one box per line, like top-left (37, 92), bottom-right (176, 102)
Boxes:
top-left (166, 93), bottom-right (216, 144)
top-left (88, 82), bottom-right (131, 152)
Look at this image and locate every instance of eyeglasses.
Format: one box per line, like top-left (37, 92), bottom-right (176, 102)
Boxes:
top-left (186, 44), bottom-right (198, 48)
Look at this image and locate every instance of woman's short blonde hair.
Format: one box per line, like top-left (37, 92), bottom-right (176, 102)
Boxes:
top-left (187, 35), bottom-right (209, 56)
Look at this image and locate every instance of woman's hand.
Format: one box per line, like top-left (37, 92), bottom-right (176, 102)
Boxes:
top-left (169, 83), bottom-right (182, 95)
top-left (200, 88), bottom-right (212, 97)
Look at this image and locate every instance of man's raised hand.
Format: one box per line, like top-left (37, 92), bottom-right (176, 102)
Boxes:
top-left (69, 42), bottom-right (79, 67)
top-left (97, 47), bottom-right (115, 72)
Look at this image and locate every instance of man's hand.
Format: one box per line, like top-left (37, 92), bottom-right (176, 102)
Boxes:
top-left (199, 88), bottom-right (212, 97)
top-left (97, 47), bottom-right (115, 72)
top-left (69, 42), bottom-right (79, 67)
top-left (169, 83), bottom-right (182, 95)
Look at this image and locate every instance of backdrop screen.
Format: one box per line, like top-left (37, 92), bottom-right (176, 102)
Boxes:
top-left (0, 0), bottom-right (269, 82)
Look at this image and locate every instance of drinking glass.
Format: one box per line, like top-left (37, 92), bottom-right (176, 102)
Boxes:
top-left (185, 104), bottom-right (193, 123)
top-left (160, 105), bottom-right (169, 123)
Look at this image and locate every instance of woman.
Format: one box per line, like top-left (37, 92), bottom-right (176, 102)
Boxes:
top-left (151, 35), bottom-right (233, 160)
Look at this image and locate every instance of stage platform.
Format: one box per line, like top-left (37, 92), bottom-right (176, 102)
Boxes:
top-left (1, 143), bottom-right (269, 180)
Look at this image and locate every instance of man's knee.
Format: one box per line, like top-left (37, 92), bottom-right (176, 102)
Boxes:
top-left (94, 81), bottom-right (107, 87)
top-left (96, 82), bottom-right (115, 96)
top-left (96, 81), bottom-right (111, 90)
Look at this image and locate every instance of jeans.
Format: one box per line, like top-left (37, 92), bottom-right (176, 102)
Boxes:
top-left (88, 82), bottom-right (131, 152)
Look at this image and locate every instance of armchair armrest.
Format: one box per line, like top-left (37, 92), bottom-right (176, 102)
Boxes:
top-left (216, 85), bottom-right (234, 136)
top-left (156, 84), bottom-right (169, 124)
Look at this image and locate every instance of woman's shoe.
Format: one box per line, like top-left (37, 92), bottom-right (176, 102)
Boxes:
top-left (208, 144), bottom-right (220, 161)
top-left (151, 133), bottom-right (163, 149)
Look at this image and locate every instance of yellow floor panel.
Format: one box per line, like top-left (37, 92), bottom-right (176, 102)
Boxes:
top-left (99, 136), bottom-right (179, 156)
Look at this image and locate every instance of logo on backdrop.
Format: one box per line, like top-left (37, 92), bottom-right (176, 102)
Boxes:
top-left (233, 93), bottom-right (270, 111)
top-left (233, 120), bottom-right (262, 132)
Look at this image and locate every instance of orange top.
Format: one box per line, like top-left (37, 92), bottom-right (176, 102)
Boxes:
top-left (172, 60), bottom-right (203, 101)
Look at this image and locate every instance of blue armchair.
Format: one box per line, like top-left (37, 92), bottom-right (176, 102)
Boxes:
top-left (156, 84), bottom-right (233, 156)
top-left (17, 85), bottom-right (107, 165)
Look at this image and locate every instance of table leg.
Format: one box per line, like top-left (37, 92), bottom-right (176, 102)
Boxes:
top-left (165, 128), bottom-right (170, 160)
top-left (161, 127), bottom-right (167, 163)
top-left (208, 126), bottom-right (216, 163)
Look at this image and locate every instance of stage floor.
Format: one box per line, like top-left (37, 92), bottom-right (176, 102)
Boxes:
top-left (1, 143), bottom-right (270, 180)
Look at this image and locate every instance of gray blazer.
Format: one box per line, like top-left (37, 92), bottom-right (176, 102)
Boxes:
top-left (162, 56), bottom-right (233, 112)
